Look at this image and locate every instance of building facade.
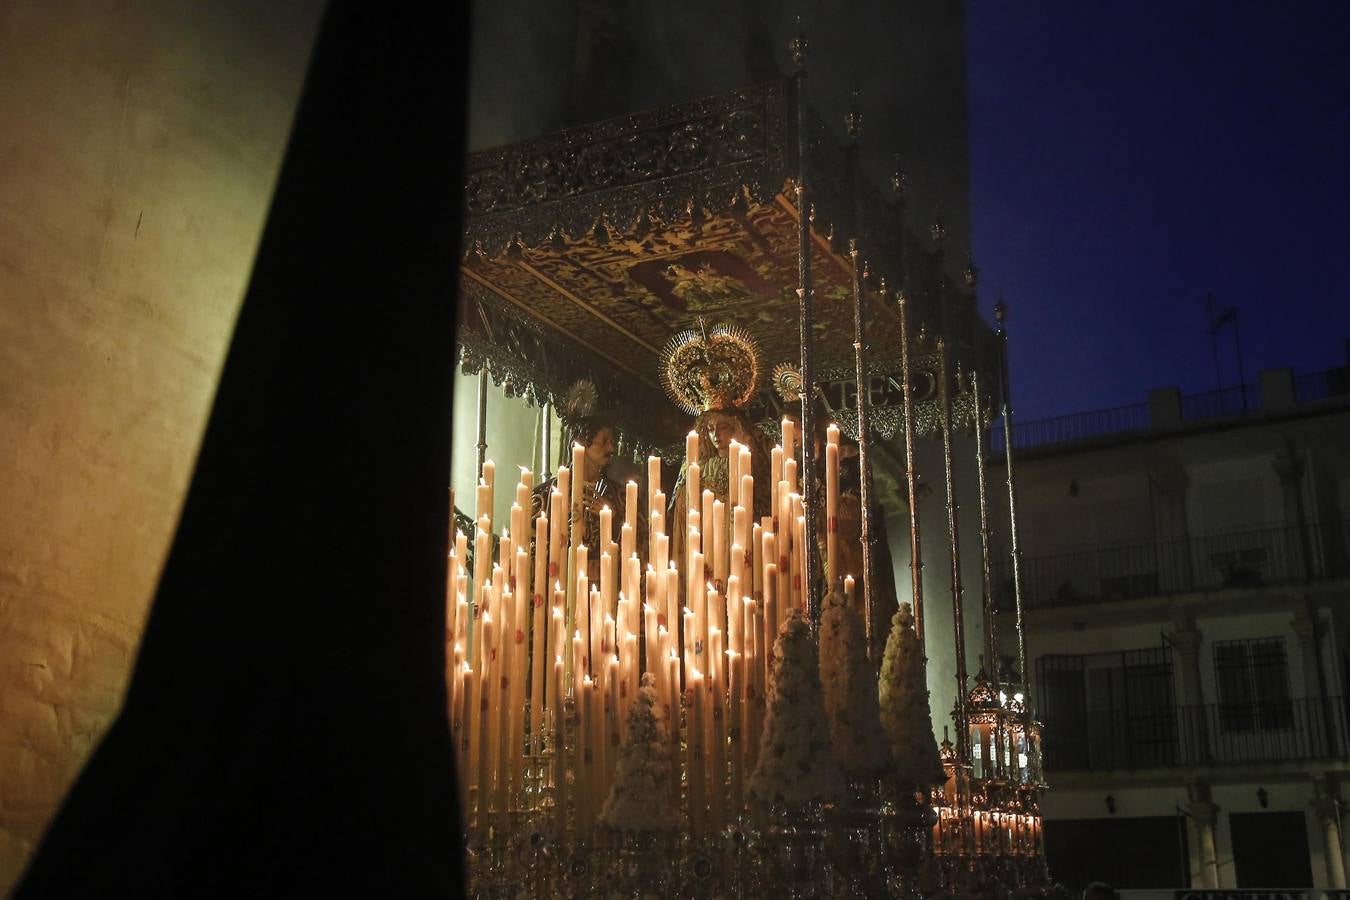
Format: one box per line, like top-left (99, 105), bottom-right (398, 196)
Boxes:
top-left (988, 362), bottom-right (1350, 896)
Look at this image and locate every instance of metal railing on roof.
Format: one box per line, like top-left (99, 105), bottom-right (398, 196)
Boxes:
top-left (992, 519), bottom-right (1350, 613)
top-left (989, 366), bottom-right (1348, 453)
top-left (1041, 696), bottom-right (1349, 772)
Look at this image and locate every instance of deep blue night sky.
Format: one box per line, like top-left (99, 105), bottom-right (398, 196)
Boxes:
top-left (967, 2), bottom-right (1350, 422)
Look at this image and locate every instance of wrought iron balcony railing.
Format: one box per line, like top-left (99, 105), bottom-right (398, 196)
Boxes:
top-left (1041, 697), bottom-right (1349, 772)
top-left (990, 365), bottom-right (1348, 453)
top-left (993, 520), bottom-right (1350, 612)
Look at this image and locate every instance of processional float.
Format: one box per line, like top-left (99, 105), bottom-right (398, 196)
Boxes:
top-left (451, 26), bottom-right (1050, 898)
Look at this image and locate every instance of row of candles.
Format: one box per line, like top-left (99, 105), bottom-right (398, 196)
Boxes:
top-left (932, 806), bottom-right (1044, 859)
top-left (445, 418), bottom-right (852, 837)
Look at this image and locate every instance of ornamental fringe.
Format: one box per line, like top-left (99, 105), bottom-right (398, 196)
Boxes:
top-left (878, 603), bottom-right (946, 790)
top-left (747, 611), bottom-right (843, 818)
top-left (818, 592), bottom-right (893, 780)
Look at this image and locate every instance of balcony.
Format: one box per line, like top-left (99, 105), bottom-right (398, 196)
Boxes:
top-left (993, 520), bottom-right (1350, 613)
top-left (1042, 697), bottom-right (1350, 772)
top-left (989, 365), bottom-right (1350, 454)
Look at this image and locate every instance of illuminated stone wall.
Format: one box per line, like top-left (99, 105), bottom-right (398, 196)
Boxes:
top-left (0, 2), bottom-right (321, 888)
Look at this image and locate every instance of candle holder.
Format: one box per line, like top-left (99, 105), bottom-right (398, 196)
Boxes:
top-left (752, 801), bottom-right (833, 898)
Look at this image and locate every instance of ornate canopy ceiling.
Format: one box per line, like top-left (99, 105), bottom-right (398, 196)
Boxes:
top-left (457, 79), bottom-right (998, 453)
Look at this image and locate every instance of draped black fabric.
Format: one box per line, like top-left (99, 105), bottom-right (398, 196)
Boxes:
top-left (16, 3), bottom-right (467, 896)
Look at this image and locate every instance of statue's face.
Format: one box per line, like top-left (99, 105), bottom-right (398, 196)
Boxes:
top-left (706, 412), bottom-right (741, 456)
top-left (584, 427), bottom-right (615, 472)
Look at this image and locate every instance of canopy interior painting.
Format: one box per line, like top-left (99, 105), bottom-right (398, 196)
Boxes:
top-left (457, 78), bottom-right (998, 451)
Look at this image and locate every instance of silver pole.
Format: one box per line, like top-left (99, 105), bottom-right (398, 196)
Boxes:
top-left (939, 341), bottom-right (970, 765)
top-left (541, 401), bottom-right (552, 483)
top-left (849, 241), bottom-right (875, 658)
top-left (790, 21), bottom-right (820, 629)
top-left (476, 368), bottom-right (488, 479)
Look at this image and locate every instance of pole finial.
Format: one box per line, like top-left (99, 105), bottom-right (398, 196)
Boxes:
top-left (929, 211), bottom-right (946, 249)
top-left (890, 155), bottom-right (908, 203)
top-left (963, 252), bottom-right (978, 289)
top-left (789, 15), bottom-right (808, 68)
top-left (844, 89), bottom-right (862, 141)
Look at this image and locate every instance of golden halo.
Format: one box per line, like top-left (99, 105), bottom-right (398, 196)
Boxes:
top-left (659, 322), bottom-right (760, 415)
top-left (770, 362), bottom-right (804, 403)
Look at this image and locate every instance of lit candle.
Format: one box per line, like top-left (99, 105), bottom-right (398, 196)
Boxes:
top-left (556, 465), bottom-right (571, 536)
top-left (728, 648), bottom-right (743, 813)
top-left (551, 653), bottom-right (565, 812)
top-left (686, 430), bottom-right (699, 469)
top-left (476, 481), bottom-right (491, 527)
top-left (620, 523), bottom-right (635, 573)
top-left (781, 418), bottom-right (795, 473)
top-left (667, 650), bottom-right (681, 800)
top-left (763, 564), bottom-right (779, 680)
top-left (549, 603), bottom-right (564, 710)
top-left (580, 675), bottom-right (595, 836)
top-left (683, 607), bottom-right (697, 687)
top-left (701, 490), bottom-right (714, 560)
top-left (664, 564), bottom-right (680, 656)
top-left (510, 551), bottom-right (530, 797)
top-left (687, 668), bottom-right (706, 835)
top-left (826, 425), bottom-right (840, 589)
top-left (644, 601), bottom-right (660, 695)
top-left (745, 453), bottom-right (756, 510)
top-left (625, 479), bottom-right (638, 540)
top-left (572, 629), bottom-right (586, 701)
top-left (606, 654), bottom-right (621, 783)
top-left (599, 506), bottom-right (613, 559)
top-left (708, 626), bottom-right (726, 833)
top-left (479, 611), bottom-right (497, 823)
top-left (482, 459), bottom-right (496, 520)
top-left (726, 573), bottom-right (742, 655)
top-left (687, 462), bottom-right (701, 512)
top-left (751, 522), bottom-right (763, 601)
top-left (732, 504), bottom-right (749, 569)
top-left (600, 550), bottom-right (614, 632)
top-left (531, 517), bottom-right (549, 754)
top-left (648, 456), bottom-right (662, 517)
top-left (727, 440), bottom-right (740, 506)
top-left (570, 444), bottom-right (585, 547)
top-left (770, 446), bottom-right (783, 518)
top-left (712, 499), bottom-right (727, 588)
top-left (457, 661), bottom-right (475, 813)
top-left (515, 482), bottom-right (529, 525)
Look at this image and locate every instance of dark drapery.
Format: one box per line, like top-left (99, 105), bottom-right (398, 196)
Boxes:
top-left (17, 3), bottom-right (468, 896)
